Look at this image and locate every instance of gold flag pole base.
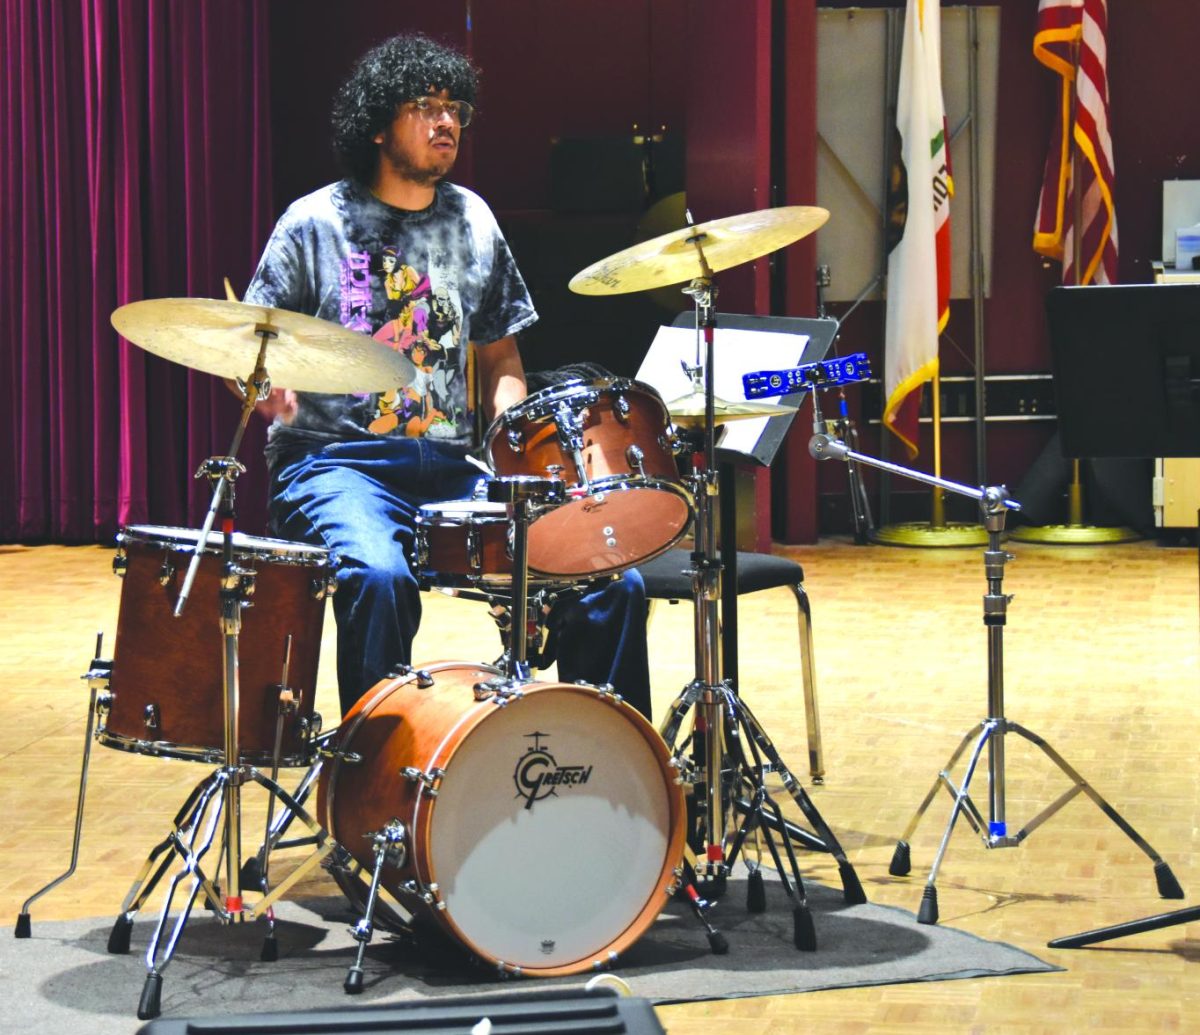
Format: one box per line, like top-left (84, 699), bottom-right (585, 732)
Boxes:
top-left (1007, 523), bottom-right (1141, 545)
top-left (870, 485), bottom-right (989, 547)
top-left (869, 521), bottom-right (989, 548)
top-left (1007, 462), bottom-right (1142, 544)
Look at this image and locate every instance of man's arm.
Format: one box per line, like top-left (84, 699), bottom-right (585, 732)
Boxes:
top-left (474, 335), bottom-right (527, 422)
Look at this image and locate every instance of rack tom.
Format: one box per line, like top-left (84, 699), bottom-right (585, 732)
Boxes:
top-left (485, 378), bottom-right (692, 578)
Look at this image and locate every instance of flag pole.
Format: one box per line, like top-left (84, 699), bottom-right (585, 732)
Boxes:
top-left (871, 0), bottom-right (982, 548)
top-left (930, 372), bottom-right (945, 528)
top-left (1011, 23), bottom-right (1137, 545)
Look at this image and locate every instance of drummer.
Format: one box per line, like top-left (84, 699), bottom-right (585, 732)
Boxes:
top-left (243, 32), bottom-right (651, 720)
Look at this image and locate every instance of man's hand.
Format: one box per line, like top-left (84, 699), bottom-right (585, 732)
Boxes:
top-left (223, 378), bottom-right (298, 423)
top-left (254, 387), bottom-right (299, 423)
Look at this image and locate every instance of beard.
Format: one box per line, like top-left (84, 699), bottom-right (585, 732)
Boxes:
top-left (378, 128), bottom-right (457, 187)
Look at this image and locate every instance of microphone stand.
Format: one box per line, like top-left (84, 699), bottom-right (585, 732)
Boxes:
top-left (815, 264), bottom-right (872, 543)
top-left (805, 389), bottom-right (1184, 925)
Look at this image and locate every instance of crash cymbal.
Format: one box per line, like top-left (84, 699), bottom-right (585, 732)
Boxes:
top-left (111, 298), bottom-right (414, 393)
top-left (569, 205), bottom-right (829, 296)
top-left (666, 390), bottom-right (784, 427)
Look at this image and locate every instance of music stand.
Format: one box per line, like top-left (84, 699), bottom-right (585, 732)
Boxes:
top-left (1046, 284), bottom-right (1200, 459)
top-left (1044, 283), bottom-right (1199, 947)
top-left (640, 313), bottom-right (838, 687)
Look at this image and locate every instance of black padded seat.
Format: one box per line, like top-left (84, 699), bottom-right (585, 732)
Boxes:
top-left (641, 550), bottom-right (805, 597)
top-left (637, 547), bottom-right (825, 782)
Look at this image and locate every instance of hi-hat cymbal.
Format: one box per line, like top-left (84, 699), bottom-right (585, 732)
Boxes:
top-left (568, 205), bottom-right (829, 296)
top-left (666, 390), bottom-right (784, 428)
top-left (111, 298), bottom-right (414, 393)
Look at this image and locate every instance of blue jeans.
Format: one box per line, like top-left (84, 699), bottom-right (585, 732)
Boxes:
top-left (268, 437), bottom-right (651, 719)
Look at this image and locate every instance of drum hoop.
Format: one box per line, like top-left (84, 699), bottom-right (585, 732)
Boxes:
top-left (416, 505), bottom-right (509, 528)
top-left (547, 474), bottom-right (694, 505)
top-left (482, 377), bottom-right (671, 448)
top-left (94, 729), bottom-right (315, 768)
top-left (118, 524), bottom-right (330, 567)
top-left (412, 680), bottom-right (687, 973)
top-left (525, 477), bottom-right (692, 579)
top-left (322, 661), bottom-right (502, 852)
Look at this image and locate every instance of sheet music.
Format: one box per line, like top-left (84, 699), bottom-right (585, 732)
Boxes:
top-left (636, 325), bottom-right (811, 455)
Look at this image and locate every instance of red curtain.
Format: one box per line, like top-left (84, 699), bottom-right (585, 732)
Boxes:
top-left (1, 0), bottom-right (273, 543)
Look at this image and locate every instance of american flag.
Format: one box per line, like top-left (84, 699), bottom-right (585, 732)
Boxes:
top-left (1033, 0), bottom-right (1118, 285)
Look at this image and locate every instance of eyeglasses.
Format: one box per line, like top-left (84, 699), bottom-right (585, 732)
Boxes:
top-left (407, 96), bottom-right (474, 127)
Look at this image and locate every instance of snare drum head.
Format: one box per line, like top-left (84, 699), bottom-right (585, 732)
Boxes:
top-left (120, 524), bottom-right (329, 564)
top-left (422, 685), bottom-right (680, 970)
top-left (417, 501), bottom-right (507, 522)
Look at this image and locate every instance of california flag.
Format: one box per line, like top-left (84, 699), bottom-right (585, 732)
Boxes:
top-left (884, 0), bottom-right (952, 458)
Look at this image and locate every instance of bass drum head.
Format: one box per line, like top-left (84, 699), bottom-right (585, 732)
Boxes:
top-left (422, 684), bottom-right (682, 972)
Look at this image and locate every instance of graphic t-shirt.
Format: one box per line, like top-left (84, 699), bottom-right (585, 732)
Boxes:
top-left (244, 179), bottom-right (537, 466)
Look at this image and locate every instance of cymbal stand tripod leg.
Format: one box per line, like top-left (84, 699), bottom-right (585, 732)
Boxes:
top-left (241, 748), bottom-right (329, 890)
top-left (106, 772), bottom-right (225, 955)
top-left (720, 720), bottom-right (821, 948)
top-left (80, 765), bottom-right (227, 1017)
top-left (727, 692), bottom-right (865, 904)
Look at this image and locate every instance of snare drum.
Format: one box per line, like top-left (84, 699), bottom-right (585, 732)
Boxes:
top-left (318, 661), bottom-right (686, 975)
top-left (100, 525), bottom-right (333, 766)
top-left (415, 501), bottom-right (516, 588)
top-left (485, 378), bottom-right (693, 579)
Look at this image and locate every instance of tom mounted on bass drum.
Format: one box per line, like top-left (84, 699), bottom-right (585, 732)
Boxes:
top-left (485, 377), bottom-right (693, 579)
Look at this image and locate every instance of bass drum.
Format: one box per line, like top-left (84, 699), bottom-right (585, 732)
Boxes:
top-left (318, 661), bottom-right (685, 976)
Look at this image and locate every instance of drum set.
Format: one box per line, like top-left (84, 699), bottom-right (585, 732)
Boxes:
top-left (14, 205), bottom-right (867, 1020)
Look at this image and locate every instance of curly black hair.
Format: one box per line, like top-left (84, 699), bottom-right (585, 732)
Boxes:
top-left (330, 33), bottom-right (479, 184)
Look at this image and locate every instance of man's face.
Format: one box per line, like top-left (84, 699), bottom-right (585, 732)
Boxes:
top-left (374, 88), bottom-right (460, 188)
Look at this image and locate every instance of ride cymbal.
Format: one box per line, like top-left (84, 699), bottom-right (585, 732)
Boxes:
top-left (111, 298), bottom-right (414, 393)
top-left (568, 205), bottom-right (829, 296)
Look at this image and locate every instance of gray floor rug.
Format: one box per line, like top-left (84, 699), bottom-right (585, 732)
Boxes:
top-left (1, 876), bottom-right (1059, 1034)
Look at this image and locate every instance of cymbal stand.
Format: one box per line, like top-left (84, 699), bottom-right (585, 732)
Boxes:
top-left (657, 268), bottom-right (865, 953)
top-left (106, 325), bottom-right (338, 1020)
top-left (807, 402), bottom-right (1185, 925)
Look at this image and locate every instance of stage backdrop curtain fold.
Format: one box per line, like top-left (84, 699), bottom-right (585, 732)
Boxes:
top-left (1, 0), bottom-right (273, 543)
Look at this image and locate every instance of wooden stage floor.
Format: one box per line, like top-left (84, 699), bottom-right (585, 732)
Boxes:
top-left (1, 537), bottom-right (1196, 1032)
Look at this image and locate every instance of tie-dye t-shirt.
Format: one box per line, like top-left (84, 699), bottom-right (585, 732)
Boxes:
top-left (244, 178), bottom-right (537, 466)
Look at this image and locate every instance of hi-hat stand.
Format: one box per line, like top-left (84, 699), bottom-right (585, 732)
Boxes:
top-left (805, 394), bottom-right (1185, 925)
top-left (657, 267), bottom-right (865, 953)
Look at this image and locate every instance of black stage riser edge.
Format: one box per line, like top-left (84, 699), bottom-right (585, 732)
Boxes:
top-left (134, 989), bottom-right (665, 1035)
